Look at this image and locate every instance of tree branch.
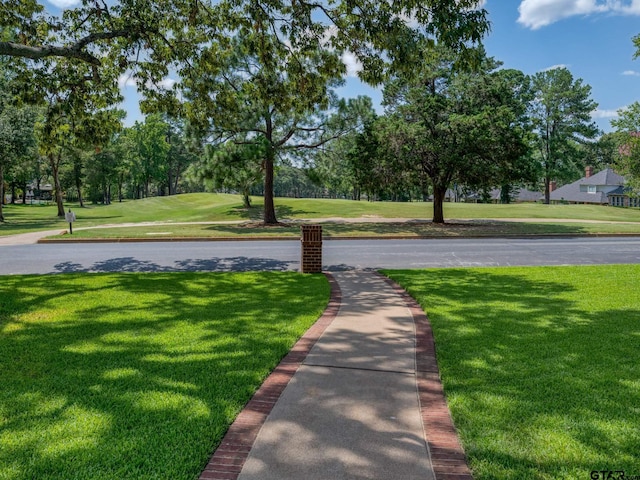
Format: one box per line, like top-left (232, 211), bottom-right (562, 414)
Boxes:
top-left (0, 28), bottom-right (141, 66)
top-left (0, 41), bottom-right (101, 65)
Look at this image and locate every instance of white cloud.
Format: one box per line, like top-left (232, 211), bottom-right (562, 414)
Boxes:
top-left (618, 0), bottom-right (640, 14)
top-left (622, 70), bottom-right (640, 76)
top-left (542, 63), bottom-right (569, 71)
top-left (157, 78), bottom-right (177, 89)
top-left (517, 0), bottom-right (640, 29)
top-left (118, 74), bottom-right (137, 89)
top-left (118, 73), bottom-right (176, 90)
top-left (46, 0), bottom-right (81, 8)
top-left (591, 108), bottom-right (620, 119)
top-left (341, 52), bottom-right (362, 78)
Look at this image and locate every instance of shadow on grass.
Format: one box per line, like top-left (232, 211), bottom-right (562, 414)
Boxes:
top-left (200, 220), bottom-right (593, 239)
top-left (320, 221), bottom-right (593, 237)
top-left (0, 272), bottom-right (328, 479)
top-left (386, 268), bottom-right (640, 479)
top-left (204, 224), bottom-right (300, 236)
top-left (0, 217), bottom-right (66, 234)
top-left (226, 204), bottom-right (319, 222)
top-left (0, 204), bottom-right (120, 235)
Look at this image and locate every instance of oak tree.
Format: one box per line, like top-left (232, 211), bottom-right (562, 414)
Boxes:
top-left (380, 47), bottom-right (531, 223)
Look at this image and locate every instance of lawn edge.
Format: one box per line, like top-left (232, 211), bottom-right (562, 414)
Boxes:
top-left (198, 272), bottom-right (341, 480)
top-left (376, 272), bottom-right (474, 480)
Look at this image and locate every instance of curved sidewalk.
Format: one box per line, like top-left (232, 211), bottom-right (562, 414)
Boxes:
top-left (199, 271), bottom-right (472, 480)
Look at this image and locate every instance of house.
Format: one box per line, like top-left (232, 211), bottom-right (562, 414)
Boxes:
top-left (607, 186), bottom-right (640, 208)
top-left (25, 182), bottom-right (53, 202)
top-left (549, 167), bottom-right (627, 205)
top-left (489, 187), bottom-right (542, 203)
top-left (442, 186), bottom-right (542, 203)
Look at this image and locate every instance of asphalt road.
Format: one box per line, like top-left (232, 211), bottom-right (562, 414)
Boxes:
top-left (1, 237), bottom-right (640, 275)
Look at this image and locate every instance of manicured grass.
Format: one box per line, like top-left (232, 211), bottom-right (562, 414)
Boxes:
top-left (384, 265), bottom-right (640, 479)
top-left (0, 194), bottom-right (243, 236)
top-left (2, 193), bottom-right (640, 237)
top-left (41, 219), bottom-right (640, 241)
top-left (0, 272), bottom-right (330, 480)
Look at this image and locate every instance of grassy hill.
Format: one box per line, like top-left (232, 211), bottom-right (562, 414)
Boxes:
top-left (2, 193), bottom-right (640, 238)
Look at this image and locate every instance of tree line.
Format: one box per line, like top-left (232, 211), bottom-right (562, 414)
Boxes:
top-left (1, 1), bottom-right (640, 225)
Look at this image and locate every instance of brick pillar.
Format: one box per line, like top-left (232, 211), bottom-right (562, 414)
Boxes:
top-left (301, 225), bottom-right (322, 273)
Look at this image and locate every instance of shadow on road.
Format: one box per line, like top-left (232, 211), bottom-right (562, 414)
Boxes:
top-left (53, 257), bottom-right (296, 273)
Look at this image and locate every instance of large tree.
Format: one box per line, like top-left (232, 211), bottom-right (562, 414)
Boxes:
top-left (2, 1), bottom-right (488, 70)
top-left (182, 25), bottom-right (372, 224)
top-left (126, 114), bottom-right (171, 198)
top-left (146, 0), bottom-right (488, 224)
top-left (4, 1), bottom-right (489, 223)
top-left (611, 102), bottom-right (640, 191)
top-left (164, 118), bottom-right (196, 196)
top-left (197, 141), bottom-right (266, 208)
top-left (309, 118), bottom-right (381, 200)
top-left (380, 47), bottom-right (531, 223)
top-left (0, 64), bottom-right (37, 222)
top-left (529, 67), bottom-right (599, 204)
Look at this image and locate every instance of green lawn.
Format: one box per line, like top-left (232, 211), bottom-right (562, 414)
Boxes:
top-left (2, 193), bottom-right (640, 237)
top-left (38, 219), bottom-right (640, 241)
top-left (384, 265), bottom-right (640, 480)
top-left (0, 272), bottom-right (330, 480)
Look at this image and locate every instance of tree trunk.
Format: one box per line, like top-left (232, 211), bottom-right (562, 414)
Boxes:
top-left (544, 177), bottom-right (550, 204)
top-left (167, 171), bottom-right (174, 196)
top-left (21, 182), bottom-right (27, 204)
top-left (76, 175), bottom-right (84, 208)
top-left (10, 183), bottom-right (16, 204)
top-left (0, 164), bottom-right (5, 222)
top-left (173, 168), bottom-right (181, 196)
top-left (432, 185), bottom-right (447, 224)
top-left (500, 184), bottom-right (511, 204)
top-left (50, 153), bottom-right (65, 217)
top-left (263, 147), bottom-right (278, 224)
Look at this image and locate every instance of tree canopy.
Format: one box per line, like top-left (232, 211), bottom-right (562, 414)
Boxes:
top-left (2, 0), bottom-right (491, 223)
top-left (529, 67), bottom-right (599, 204)
top-left (379, 46), bottom-right (532, 223)
top-left (0, 63), bottom-right (37, 221)
top-left (611, 102), bottom-right (640, 192)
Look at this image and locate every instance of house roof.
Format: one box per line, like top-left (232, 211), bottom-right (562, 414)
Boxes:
top-left (490, 188), bottom-right (542, 202)
top-left (606, 185), bottom-right (637, 196)
top-left (549, 168), bottom-right (624, 204)
top-left (550, 186), bottom-right (608, 203)
top-left (581, 168), bottom-right (625, 186)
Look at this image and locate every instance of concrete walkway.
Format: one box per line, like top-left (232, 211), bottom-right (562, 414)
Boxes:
top-left (0, 229), bottom-right (64, 246)
top-left (200, 271), bottom-right (472, 480)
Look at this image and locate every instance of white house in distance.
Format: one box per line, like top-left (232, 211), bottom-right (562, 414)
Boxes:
top-left (549, 166), bottom-right (638, 207)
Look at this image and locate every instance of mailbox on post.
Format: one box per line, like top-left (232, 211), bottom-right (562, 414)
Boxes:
top-left (300, 225), bottom-right (322, 273)
top-left (65, 209), bottom-right (76, 234)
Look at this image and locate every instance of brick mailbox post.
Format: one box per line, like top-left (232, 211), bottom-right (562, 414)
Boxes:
top-left (301, 225), bottom-right (323, 273)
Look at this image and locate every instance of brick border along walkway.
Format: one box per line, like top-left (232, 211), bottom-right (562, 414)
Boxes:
top-left (199, 271), bottom-right (473, 480)
top-left (378, 273), bottom-right (473, 480)
top-left (199, 273), bottom-right (342, 480)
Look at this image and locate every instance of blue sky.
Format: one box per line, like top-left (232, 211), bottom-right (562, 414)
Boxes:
top-left (45, 0), bottom-right (640, 132)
